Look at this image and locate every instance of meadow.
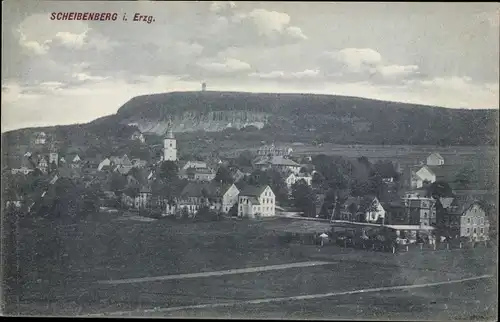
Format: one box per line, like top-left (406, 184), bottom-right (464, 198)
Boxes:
top-left (3, 212), bottom-right (496, 319)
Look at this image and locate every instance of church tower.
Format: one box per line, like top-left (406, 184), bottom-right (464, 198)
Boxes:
top-left (49, 144), bottom-right (59, 167)
top-left (163, 129), bottom-right (177, 161)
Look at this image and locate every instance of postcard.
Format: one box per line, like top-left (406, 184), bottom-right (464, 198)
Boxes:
top-left (1, 1), bottom-right (498, 319)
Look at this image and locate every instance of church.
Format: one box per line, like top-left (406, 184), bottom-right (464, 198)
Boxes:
top-left (163, 129), bottom-right (177, 162)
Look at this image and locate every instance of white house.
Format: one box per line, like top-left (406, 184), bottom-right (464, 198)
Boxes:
top-left (255, 156), bottom-right (302, 174)
top-left (426, 152), bottom-right (444, 166)
top-left (257, 144), bottom-right (291, 157)
top-left (98, 158), bottom-right (111, 171)
top-left (411, 166), bottom-right (437, 189)
top-left (34, 132), bottom-right (47, 145)
top-left (71, 154), bottom-right (82, 163)
top-left (341, 196), bottom-right (386, 224)
top-left (37, 157), bottom-right (48, 173)
top-left (134, 186), bottom-right (152, 209)
top-left (11, 167), bottom-right (34, 175)
top-left (364, 197), bottom-right (386, 223)
top-left (441, 199), bottom-right (490, 240)
top-left (238, 185), bottom-right (275, 218)
top-left (285, 173), bottom-right (313, 191)
top-left (182, 161), bottom-right (208, 171)
top-left (219, 183), bottom-right (240, 214)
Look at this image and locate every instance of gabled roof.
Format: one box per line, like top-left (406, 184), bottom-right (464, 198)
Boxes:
top-left (428, 152), bottom-right (444, 160)
top-left (239, 185), bottom-right (269, 197)
top-left (343, 195), bottom-right (379, 213)
top-left (180, 182), bottom-right (236, 199)
top-left (248, 197), bottom-right (260, 205)
top-left (269, 156), bottom-right (300, 166)
top-left (182, 160), bottom-right (207, 169)
top-left (425, 165), bottom-right (462, 181)
top-left (448, 197), bottom-right (482, 215)
top-left (438, 197), bottom-right (455, 209)
top-left (115, 165), bottom-right (133, 175)
top-left (180, 182), bottom-right (214, 198)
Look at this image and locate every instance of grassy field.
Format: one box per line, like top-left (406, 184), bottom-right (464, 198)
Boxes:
top-left (3, 213), bottom-right (497, 319)
top-left (152, 278), bottom-right (496, 320)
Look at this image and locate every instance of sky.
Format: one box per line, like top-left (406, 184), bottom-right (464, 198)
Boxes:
top-left (1, 1), bottom-right (499, 132)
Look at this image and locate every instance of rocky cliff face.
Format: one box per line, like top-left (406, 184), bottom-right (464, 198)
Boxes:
top-left (125, 110), bottom-right (269, 134)
top-left (89, 91), bottom-right (498, 146)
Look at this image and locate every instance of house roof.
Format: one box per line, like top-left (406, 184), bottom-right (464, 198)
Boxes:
top-left (115, 165), bottom-right (133, 175)
top-left (425, 165), bottom-right (462, 181)
top-left (439, 197), bottom-right (455, 209)
top-left (255, 156), bottom-right (299, 167)
top-left (248, 196), bottom-right (260, 205)
top-left (448, 197), bottom-right (481, 215)
top-left (180, 182), bottom-right (213, 198)
top-left (180, 182), bottom-right (235, 198)
top-left (182, 161), bottom-right (207, 169)
top-left (239, 185), bottom-right (268, 197)
top-left (343, 196), bottom-right (378, 213)
top-left (165, 129), bottom-right (174, 139)
top-left (428, 152), bottom-right (444, 160)
top-left (194, 168), bottom-right (215, 175)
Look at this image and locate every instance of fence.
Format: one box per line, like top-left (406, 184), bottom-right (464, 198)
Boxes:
top-left (330, 237), bottom-right (492, 253)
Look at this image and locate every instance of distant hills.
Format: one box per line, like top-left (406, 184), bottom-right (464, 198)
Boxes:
top-left (3, 91), bottom-right (499, 147)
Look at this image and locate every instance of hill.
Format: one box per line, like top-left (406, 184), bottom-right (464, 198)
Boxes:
top-left (114, 91), bottom-right (499, 146)
top-left (2, 91), bottom-right (498, 148)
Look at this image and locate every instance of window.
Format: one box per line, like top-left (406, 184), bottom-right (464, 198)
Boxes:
top-left (481, 228), bottom-right (484, 234)
top-left (424, 212), bottom-right (428, 218)
top-left (467, 218), bottom-right (471, 224)
top-left (480, 218), bottom-right (484, 225)
top-left (467, 228), bottom-right (470, 234)
top-left (473, 228), bottom-right (477, 234)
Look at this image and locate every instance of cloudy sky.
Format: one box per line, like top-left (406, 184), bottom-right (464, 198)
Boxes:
top-left (2, 1), bottom-right (499, 132)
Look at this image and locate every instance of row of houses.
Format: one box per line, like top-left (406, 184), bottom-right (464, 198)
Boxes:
top-left (119, 181), bottom-right (277, 219)
top-left (329, 192), bottom-right (491, 241)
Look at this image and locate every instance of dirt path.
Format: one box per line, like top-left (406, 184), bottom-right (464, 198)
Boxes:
top-left (97, 261), bottom-right (335, 285)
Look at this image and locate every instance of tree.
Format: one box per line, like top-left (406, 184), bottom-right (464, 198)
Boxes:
top-left (159, 160), bottom-right (179, 181)
top-left (214, 166), bottom-right (234, 185)
top-left (454, 165), bottom-right (475, 189)
top-left (291, 181), bottom-right (316, 217)
top-left (426, 181), bottom-right (454, 199)
top-left (245, 169), bottom-right (288, 204)
top-left (110, 172), bottom-right (127, 193)
top-left (373, 160), bottom-right (399, 181)
top-left (235, 150), bottom-right (254, 167)
top-left (312, 172), bottom-right (324, 189)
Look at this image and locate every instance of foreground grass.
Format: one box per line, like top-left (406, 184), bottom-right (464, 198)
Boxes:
top-left (3, 213), bottom-right (497, 318)
top-left (150, 278), bottom-right (496, 321)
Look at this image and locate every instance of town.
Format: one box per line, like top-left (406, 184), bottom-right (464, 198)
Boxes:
top-left (4, 127), bottom-right (496, 251)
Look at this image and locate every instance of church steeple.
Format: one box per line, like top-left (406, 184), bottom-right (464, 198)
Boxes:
top-left (163, 128), bottom-right (177, 161)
